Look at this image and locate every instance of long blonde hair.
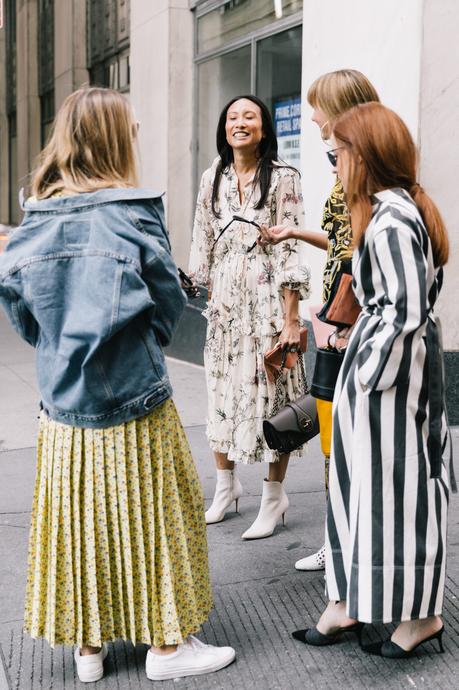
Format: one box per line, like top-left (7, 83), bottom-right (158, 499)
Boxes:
top-left (307, 69), bottom-right (379, 137)
top-left (31, 87), bottom-right (139, 199)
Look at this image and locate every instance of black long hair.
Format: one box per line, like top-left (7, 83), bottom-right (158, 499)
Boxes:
top-left (211, 95), bottom-right (279, 217)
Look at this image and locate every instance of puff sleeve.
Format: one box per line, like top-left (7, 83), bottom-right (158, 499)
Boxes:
top-left (272, 169), bottom-right (310, 299)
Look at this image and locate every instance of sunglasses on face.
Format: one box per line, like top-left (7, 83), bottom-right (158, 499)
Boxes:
top-left (326, 146), bottom-right (346, 167)
top-left (212, 215), bottom-right (261, 253)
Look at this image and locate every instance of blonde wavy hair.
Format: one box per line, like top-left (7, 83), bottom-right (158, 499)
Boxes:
top-left (307, 69), bottom-right (380, 138)
top-left (31, 86), bottom-right (139, 199)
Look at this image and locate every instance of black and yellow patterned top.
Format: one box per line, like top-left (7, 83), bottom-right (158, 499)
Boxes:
top-left (321, 178), bottom-right (352, 302)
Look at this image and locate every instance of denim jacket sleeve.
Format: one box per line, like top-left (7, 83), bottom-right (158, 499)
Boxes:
top-left (129, 198), bottom-right (187, 346)
top-left (0, 283), bottom-right (39, 347)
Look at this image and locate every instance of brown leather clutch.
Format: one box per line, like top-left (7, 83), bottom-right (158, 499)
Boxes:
top-left (317, 273), bottom-right (361, 328)
top-left (264, 327), bottom-right (308, 383)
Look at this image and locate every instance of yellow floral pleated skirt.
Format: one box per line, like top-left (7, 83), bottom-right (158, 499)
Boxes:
top-left (24, 398), bottom-right (213, 648)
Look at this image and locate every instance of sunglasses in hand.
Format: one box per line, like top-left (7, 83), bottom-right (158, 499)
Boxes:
top-left (213, 214), bottom-right (261, 253)
top-left (178, 267), bottom-right (200, 299)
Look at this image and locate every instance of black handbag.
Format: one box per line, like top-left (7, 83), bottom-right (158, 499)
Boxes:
top-left (263, 350), bottom-right (320, 453)
top-left (310, 339), bottom-right (345, 402)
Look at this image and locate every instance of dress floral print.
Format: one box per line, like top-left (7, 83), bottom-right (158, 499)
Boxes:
top-left (24, 399), bottom-right (213, 648)
top-left (189, 158), bottom-right (310, 464)
top-left (321, 178), bottom-right (352, 302)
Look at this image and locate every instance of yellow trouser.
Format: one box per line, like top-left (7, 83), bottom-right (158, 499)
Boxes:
top-left (316, 398), bottom-right (333, 495)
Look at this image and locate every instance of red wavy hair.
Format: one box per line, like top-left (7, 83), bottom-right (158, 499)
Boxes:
top-left (333, 102), bottom-right (449, 267)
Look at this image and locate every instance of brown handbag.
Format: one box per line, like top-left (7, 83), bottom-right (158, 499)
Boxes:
top-left (316, 272), bottom-right (361, 328)
top-left (264, 327), bottom-right (308, 383)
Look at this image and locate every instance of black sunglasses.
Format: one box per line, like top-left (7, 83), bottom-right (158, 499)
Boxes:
top-left (326, 146), bottom-right (346, 167)
top-left (213, 214), bottom-right (261, 253)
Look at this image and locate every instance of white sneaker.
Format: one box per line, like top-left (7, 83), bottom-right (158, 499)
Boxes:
top-left (295, 545), bottom-right (326, 571)
top-left (74, 644), bottom-right (108, 683)
top-left (146, 635), bottom-right (235, 681)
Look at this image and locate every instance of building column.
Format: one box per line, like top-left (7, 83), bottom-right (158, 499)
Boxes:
top-left (419, 0), bottom-right (459, 420)
top-left (16, 0), bottom-right (41, 207)
top-left (130, 0), bottom-right (194, 269)
top-left (54, 0), bottom-right (89, 108)
top-left (0, 22), bottom-right (9, 223)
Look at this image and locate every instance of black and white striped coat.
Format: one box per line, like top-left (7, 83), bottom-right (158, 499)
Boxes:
top-left (326, 188), bottom-right (449, 623)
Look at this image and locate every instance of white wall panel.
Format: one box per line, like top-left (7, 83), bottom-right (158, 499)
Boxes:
top-left (300, 0), bottom-right (423, 306)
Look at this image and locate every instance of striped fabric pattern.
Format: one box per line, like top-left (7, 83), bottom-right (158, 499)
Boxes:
top-left (325, 188), bottom-right (449, 624)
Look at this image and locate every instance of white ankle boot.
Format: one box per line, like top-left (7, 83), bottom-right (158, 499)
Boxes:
top-left (241, 479), bottom-right (288, 540)
top-left (205, 469), bottom-right (243, 524)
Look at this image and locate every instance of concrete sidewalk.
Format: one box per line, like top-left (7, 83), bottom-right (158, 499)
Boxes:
top-left (1, 308), bottom-right (459, 689)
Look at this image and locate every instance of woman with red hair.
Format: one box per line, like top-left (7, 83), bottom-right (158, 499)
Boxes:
top-left (292, 102), bottom-right (454, 658)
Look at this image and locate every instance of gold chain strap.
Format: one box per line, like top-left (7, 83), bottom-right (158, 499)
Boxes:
top-left (270, 350), bottom-right (309, 417)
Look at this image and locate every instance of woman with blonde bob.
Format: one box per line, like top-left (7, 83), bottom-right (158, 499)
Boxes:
top-left (293, 102), bottom-right (453, 658)
top-left (260, 69), bottom-right (380, 571)
top-left (0, 87), bottom-right (235, 683)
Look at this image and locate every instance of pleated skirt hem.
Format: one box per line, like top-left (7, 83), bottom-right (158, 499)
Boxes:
top-left (23, 610), bottom-right (212, 649)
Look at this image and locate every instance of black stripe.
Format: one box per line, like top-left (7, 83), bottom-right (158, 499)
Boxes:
top-left (369, 392), bottom-right (384, 621)
top-left (348, 511), bottom-right (360, 619)
top-left (410, 355), bottom-right (430, 619)
top-left (391, 383), bottom-right (408, 621)
top-left (427, 480), bottom-right (444, 615)
top-left (326, 500), bottom-right (348, 600)
top-left (331, 420), bottom-right (350, 523)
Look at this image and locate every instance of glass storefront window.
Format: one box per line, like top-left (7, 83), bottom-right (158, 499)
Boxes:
top-left (194, 1), bottom-right (303, 188)
top-left (88, 0), bottom-right (130, 92)
top-left (197, 45), bottom-right (251, 177)
top-left (198, 0), bottom-right (303, 54)
top-left (257, 25), bottom-right (302, 167)
top-left (38, 0), bottom-right (55, 146)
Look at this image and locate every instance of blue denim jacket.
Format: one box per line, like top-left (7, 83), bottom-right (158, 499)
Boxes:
top-left (0, 189), bottom-right (187, 428)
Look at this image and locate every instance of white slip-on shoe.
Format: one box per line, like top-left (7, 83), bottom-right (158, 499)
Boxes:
top-left (146, 635), bottom-right (235, 681)
top-left (74, 644), bottom-right (108, 683)
top-left (295, 544), bottom-right (326, 571)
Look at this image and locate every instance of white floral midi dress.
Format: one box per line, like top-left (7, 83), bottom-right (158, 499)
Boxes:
top-left (189, 158), bottom-right (310, 464)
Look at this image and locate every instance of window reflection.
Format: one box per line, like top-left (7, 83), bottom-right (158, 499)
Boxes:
top-left (198, 0), bottom-right (303, 54)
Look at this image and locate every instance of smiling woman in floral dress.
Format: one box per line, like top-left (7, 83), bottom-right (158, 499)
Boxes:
top-left (189, 95), bottom-right (310, 540)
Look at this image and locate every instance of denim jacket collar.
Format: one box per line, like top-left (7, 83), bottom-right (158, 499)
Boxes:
top-left (20, 187), bottom-right (163, 212)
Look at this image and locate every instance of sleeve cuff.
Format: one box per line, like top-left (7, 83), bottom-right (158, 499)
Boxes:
top-left (275, 265), bottom-right (311, 300)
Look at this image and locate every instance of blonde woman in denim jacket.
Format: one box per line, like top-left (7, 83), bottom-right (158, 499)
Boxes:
top-left (0, 87), bottom-right (235, 683)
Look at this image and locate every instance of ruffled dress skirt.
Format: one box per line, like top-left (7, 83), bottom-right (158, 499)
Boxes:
top-left (23, 398), bottom-right (213, 648)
